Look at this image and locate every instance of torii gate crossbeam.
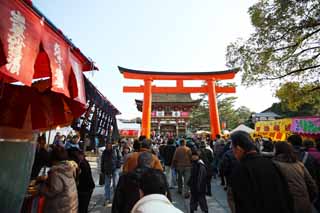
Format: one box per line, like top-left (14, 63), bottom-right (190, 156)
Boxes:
top-left (119, 66), bottom-right (239, 139)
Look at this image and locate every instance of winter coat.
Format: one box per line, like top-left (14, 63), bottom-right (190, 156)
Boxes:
top-left (101, 148), bottom-right (121, 175)
top-left (199, 148), bottom-right (213, 176)
top-left (231, 153), bottom-right (293, 213)
top-left (122, 148), bottom-right (163, 173)
top-left (171, 146), bottom-right (192, 168)
top-left (187, 160), bottom-right (207, 194)
top-left (113, 168), bottom-right (171, 213)
top-left (162, 144), bottom-right (176, 166)
top-left (40, 161), bottom-right (78, 213)
top-left (214, 143), bottom-right (225, 159)
top-left (221, 150), bottom-right (239, 186)
top-left (131, 194), bottom-right (183, 213)
top-left (273, 155), bottom-right (318, 213)
top-left (77, 158), bottom-right (95, 192)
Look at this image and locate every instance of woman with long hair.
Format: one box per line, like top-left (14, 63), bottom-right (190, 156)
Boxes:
top-left (273, 142), bottom-right (318, 213)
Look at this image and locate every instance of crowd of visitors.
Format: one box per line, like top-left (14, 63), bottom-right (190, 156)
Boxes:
top-left (30, 130), bottom-right (320, 213)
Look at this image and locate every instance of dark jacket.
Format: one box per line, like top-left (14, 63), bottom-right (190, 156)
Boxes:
top-left (231, 153), bottom-right (293, 213)
top-left (112, 167), bottom-right (171, 213)
top-left (273, 155), bottom-right (318, 213)
top-left (101, 148), bottom-right (121, 175)
top-left (222, 150), bottom-right (239, 186)
top-left (30, 148), bottom-right (50, 179)
top-left (163, 144), bottom-right (176, 166)
top-left (199, 148), bottom-right (213, 176)
top-left (188, 160), bottom-right (207, 194)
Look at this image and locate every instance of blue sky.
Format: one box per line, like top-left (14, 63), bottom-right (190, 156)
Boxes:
top-left (33, 0), bottom-right (277, 118)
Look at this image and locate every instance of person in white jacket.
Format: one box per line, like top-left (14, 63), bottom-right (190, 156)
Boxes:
top-left (131, 168), bottom-right (183, 213)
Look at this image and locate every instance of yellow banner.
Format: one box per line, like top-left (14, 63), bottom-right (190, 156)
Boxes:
top-left (254, 119), bottom-right (292, 141)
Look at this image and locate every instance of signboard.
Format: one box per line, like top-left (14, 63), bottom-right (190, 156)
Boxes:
top-left (172, 111), bottom-right (181, 117)
top-left (291, 117), bottom-right (320, 134)
top-left (156, 111), bottom-right (164, 117)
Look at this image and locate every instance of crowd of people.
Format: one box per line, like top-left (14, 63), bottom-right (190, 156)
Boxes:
top-left (30, 133), bottom-right (95, 213)
top-left (30, 130), bottom-right (320, 213)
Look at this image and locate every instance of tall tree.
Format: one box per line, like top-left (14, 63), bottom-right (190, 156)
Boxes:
top-left (226, 0), bottom-right (320, 101)
top-left (190, 96), bottom-right (253, 130)
top-left (275, 81), bottom-right (320, 114)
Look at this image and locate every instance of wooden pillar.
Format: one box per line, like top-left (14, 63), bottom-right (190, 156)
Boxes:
top-left (142, 79), bottom-right (152, 138)
top-left (206, 79), bottom-right (221, 139)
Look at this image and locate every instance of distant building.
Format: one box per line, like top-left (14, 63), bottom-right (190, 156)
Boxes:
top-left (135, 93), bottom-right (201, 136)
top-left (252, 111), bottom-right (281, 123)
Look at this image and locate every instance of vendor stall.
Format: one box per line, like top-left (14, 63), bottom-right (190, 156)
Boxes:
top-left (254, 116), bottom-right (320, 141)
top-left (0, 0), bottom-right (97, 211)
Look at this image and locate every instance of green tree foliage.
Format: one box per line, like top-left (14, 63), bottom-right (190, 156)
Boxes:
top-left (226, 0), bottom-right (320, 107)
top-left (275, 82), bottom-right (320, 114)
top-left (190, 96), bottom-right (253, 130)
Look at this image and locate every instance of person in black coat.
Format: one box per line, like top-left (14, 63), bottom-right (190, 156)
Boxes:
top-left (230, 131), bottom-right (293, 213)
top-left (187, 150), bottom-right (208, 213)
top-left (162, 138), bottom-right (177, 188)
top-left (30, 135), bottom-right (50, 179)
top-left (199, 141), bottom-right (214, 196)
top-left (68, 148), bottom-right (95, 213)
top-left (112, 152), bottom-right (171, 213)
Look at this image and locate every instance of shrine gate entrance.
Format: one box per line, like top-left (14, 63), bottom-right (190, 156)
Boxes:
top-left (119, 66), bottom-right (239, 139)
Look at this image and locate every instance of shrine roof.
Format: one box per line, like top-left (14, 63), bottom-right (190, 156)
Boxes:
top-left (119, 66), bottom-right (239, 76)
top-left (135, 94), bottom-right (201, 103)
top-left (118, 66), bottom-right (239, 80)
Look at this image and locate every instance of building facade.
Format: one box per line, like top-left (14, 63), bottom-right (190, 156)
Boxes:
top-left (136, 94), bottom-right (200, 137)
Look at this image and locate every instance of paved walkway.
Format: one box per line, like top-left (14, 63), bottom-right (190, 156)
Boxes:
top-left (87, 158), bottom-right (230, 213)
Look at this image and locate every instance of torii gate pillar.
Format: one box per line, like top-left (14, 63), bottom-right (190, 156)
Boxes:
top-left (207, 79), bottom-right (220, 138)
top-left (141, 79), bottom-right (152, 137)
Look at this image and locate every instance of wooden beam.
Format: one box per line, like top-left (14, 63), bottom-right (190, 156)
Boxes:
top-left (123, 85), bottom-right (236, 94)
top-left (123, 86), bottom-right (208, 93)
top-left (215, 86), bottom-right (236, 93)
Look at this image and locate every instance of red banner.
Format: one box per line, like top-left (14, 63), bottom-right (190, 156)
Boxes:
top-left (0, 0), bottom-right (89, 104)
top-left (0, 0), bottom-right (41, 86)
top-left (42, 24), bottom-right (71, 97)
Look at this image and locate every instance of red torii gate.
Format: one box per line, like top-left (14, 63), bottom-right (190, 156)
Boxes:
top-left (119, 66), bottom-right (239, 139)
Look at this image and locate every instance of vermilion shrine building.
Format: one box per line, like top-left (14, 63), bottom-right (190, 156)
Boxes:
top-left (135, 93), bottom-right (201, 136)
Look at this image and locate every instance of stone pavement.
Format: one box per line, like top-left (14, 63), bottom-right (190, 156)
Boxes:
top-left (87, 157), bottom-right (230, 213)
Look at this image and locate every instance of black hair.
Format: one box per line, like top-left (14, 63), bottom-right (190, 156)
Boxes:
top-left (180, 139), bottom-right (186, 145)
top-left (139, 168), bottom-right (167, 196)
top-left (216, 134), bottom-right (221, 139)
top-left (51, 146), bottom-right (69, 162)
top-left (133, 139), bottom-right (141, 151)
top-left (139, 135), bottom-right (146, 142)
top-left (141, 139), bottom-right (151, 149)
top-left (230, 131), bottom-right (255, 152)
top-left (262, 140), bottom-right (274, 152)
top-left (274, 142), bottom-right (297, 163)
top-left (287, 134), bottom-right (302, 146)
